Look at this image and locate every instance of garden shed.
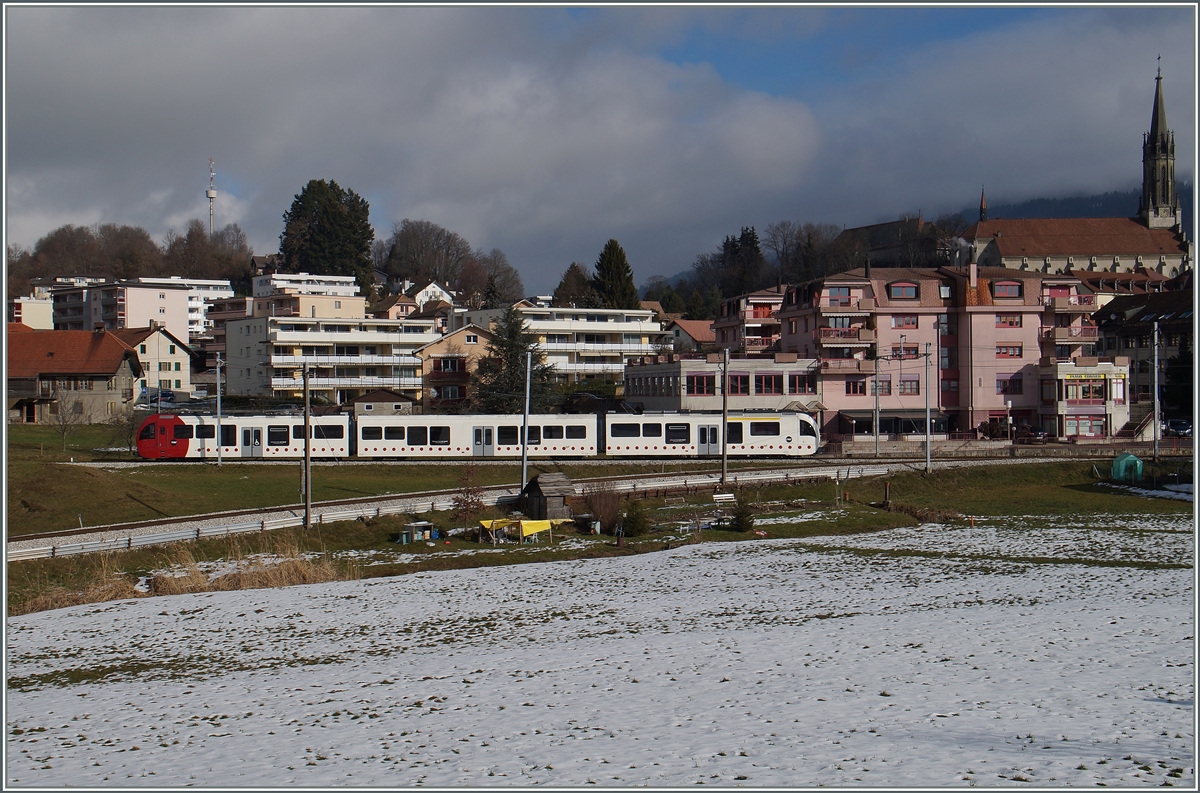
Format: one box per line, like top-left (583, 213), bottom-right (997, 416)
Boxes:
top-left (520, 472), bottom-right (575, 520)
top-left (1111, 453), bottom-right (1143, 484)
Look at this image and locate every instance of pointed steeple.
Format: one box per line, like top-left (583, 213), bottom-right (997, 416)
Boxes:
top-left (979, 186), bottom-right (988, 222)
top-left (1141, 60), bottom-right (1179, 230)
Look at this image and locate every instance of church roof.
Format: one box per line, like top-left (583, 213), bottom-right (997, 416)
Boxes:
top-left (961, 217), bottom-right (1188, 258)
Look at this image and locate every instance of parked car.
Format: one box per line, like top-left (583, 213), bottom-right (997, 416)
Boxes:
top-left (156, 390), bottom-right (177, 403)
top-left (1164, 419), bottom-right (1192, 437)
top-left (1016, 426), bottom-right (1048, 444)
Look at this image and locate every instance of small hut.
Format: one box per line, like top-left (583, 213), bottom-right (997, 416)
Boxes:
top-left (520, 472), bottom-right (575, 520)
top-left (1111, 453), bottom-right (1143, 484)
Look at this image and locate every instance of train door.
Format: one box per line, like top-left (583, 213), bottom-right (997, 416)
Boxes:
top-left (473, 426), bottom-right (494, 457)
top-left (698, 423), bottom-right (720, 456)
top-left (241, 426), bottom-right (263, 458)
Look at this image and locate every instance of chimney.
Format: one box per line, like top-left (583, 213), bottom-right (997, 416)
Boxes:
top-left (969, 259), bottom-right (978, 290)
top-left (93, 323), bottom-right (106, 333)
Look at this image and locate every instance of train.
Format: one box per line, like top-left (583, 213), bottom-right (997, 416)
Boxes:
top-left (135, 410), bottom-right (821, 461)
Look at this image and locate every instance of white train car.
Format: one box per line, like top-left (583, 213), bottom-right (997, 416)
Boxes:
top-left (353, 413), bottom-right (599, 459)
top-left (603, 411), bottom-right (819, 458)
top-left (136, 413), bottom-right (352, 460)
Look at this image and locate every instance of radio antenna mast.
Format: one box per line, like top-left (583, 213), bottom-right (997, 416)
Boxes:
top-left (206, 158), bottom-right (216, 237)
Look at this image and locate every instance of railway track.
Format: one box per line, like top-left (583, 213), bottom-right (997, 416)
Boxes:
top-left (5, 453), bottom-right (1146, 560)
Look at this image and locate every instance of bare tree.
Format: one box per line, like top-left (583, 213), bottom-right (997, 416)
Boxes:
top-left (384, 219), bottom-right (473, 286)
top-left (764, 220), bottom-right (803, 285)
top-left (49, 387), bottom-right (89, 452)
top-left (473, 248), bottom-right (524, 303)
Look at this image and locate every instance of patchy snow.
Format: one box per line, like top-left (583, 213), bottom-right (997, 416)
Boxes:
top-left (1097, 482), bottom-right (1195, 501)
top-left (6, 515), bottom-right (1194, 787)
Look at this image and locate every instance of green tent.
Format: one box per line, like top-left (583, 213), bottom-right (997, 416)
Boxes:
top-left (1111, 453), bottom-right (1143, 484)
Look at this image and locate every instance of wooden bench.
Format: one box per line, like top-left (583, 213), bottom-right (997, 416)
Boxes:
top-left (712, 493), bottom-right (736, 504)
top-left (664, 496), bottom-right (686, 506)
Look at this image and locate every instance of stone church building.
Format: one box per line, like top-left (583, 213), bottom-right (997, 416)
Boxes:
top-left (960, 70), bottom-right (1192, 279)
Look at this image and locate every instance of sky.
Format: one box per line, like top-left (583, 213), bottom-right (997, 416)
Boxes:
top-left (5, 5), bottom-right (1196, 293)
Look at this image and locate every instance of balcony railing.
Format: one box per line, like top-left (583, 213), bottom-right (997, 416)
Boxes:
top-left (269, 354), bottom-right (418, 366)
top-left (270, 376), bottom-right (422, 389)
top-left (818, 297), bottom-right (874, 312)
top-left (1043, 295), bottom-right (1096, 308)
top-left (1042, 326), bottom-right (1099, 341)
top-left (820, 358), bottom-right (868, 372)
top-left (816, 327), bottom-right (875, 343)
top-left (540, 342), bottom-right (655, 354)
top-left (742, 336), bottom-right (776, 349)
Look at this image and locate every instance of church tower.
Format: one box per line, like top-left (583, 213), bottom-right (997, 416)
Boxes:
top-left (1139, 64), bottom-right (1180, 230)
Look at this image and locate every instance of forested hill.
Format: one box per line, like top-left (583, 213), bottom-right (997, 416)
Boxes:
top-left (959, 181), bottom-right (1193, 239)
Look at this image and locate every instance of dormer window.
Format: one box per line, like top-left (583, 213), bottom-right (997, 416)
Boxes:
top-left (887, 282), bottom-right (918, 299)
top-left (993, 281), bottom-right (1022, 299)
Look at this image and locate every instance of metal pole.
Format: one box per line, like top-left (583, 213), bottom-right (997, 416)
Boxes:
top-left (216, 353), bottom-right (223, 467)
top-left (925, 341), bottom-right (931, 474)
top-left (874, 353), bottom-right (880, 457)
top-left (304, 363), bottom-right (312, 530)
top-left (1153, 320), bottom-right (1160, 462)
top-left (520, 350), bottom-right (532, 489)
top-left (721, 347), bottom-right (729, 486)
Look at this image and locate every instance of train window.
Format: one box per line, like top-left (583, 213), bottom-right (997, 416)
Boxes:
top-left (293, 425), bottom-right (305, 439)
top-left (611, 423), bottom-right (639, 437)
top-left (408, 426), bottom-right (428, 446)
top-left (173, 425), bottom-right (194, 439)
top-left (498, 426), bottom-right (519, 445)
top-left (525, 426), bottom-right (541, 445)
top-left (665, 424), bottom-right (690, 444)
top-left (315, 425), bottom-right (344, 439)
top-left (543, 426), bottom-right (564, 439)
top-left (726, 422), bottom-right (743, 444)
top-left (798, 420), bottom-right (817, 436)
top-left (196, 425), bottom-right (215, 439)
top-left (429, 426), bottom-right (451, 446)
top-left (566, 425), bottom-right (587, 439)
top-left (641, 423), bottom-right (662, 437)
top-left (749, 421), bottom-right (780, 436)
top-left (267, 426), bottom-right (290, 446)
top-left (139, 423), bottom-right (157, 440)
top-left (221, 425), bottom-right (237, 446)
top-left (384, 426), bottom-right (404, 440)
top-left (361, 426), bottom-right (383, 441)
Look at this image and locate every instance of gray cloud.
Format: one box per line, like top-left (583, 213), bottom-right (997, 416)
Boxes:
top-left (5, 7), bottom-right (1193, 292)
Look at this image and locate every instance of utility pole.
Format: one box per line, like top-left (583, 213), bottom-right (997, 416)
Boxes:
top-left (303, 363), bottom-right (312, 530)
top-left (215, 353), bottom-right (223, 467)
top-left (924, 341), bottom-right (931, 474)
top-left (873, 353), bottom-right (880, 457)
top-left (721, 347), bottom-right (729, 486)
top-left (520, 350), bottom-right (532, 489)
top-left (1153, 320), bottom-right (1160, 462)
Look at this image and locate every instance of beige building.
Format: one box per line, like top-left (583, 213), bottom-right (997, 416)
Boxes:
top-left (115, 327), bottom-right (195, 401)
top-left (52, 281), bottom-right (190, 341)
top-left (7, 296), bottom-right (54, 329)
top-left (414, 324), bottom-right (495, 411)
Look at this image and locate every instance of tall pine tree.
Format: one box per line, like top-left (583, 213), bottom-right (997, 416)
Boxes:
top-left (591, 239), bottom-right (640, 309)
top-left (469, 305), bottom-right (557, 413)
top-left (279, 179), bottom-right (375, 299)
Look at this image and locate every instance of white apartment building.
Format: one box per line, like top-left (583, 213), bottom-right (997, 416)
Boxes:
top-left (224, 315), bottom-right (441, 404)
top-left (52, 281), bottom-right (190, 341)
top-left (253, 271), bottom-right (360, 298)
top-left (137, 276), bottom-right (235, 339)
top-left (458, 300), bottom-right (665, 384)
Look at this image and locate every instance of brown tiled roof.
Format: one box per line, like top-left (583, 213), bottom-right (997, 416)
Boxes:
top-left (8, 322), bottom-right (34, 333)
top-left (667, 319), bottom-right (716, 343)
top-left (963, 217), bottom-right (1188, 257)
top-left (112, 327), bottom-right (191, 351)
top-left (8, 329), bottom-right (142, 379)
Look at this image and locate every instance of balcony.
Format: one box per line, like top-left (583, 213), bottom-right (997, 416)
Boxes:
top-left (816, 327), bottom-right (875, 344)
top-left (540, 342), bottom-right (655, 354)
top-left (820, 358), bottom-right (869, 372)
top-left (818, 297), bottom-right (874, 314)
top-left (1041, 326), bottom-right (1099, 342)
top-left (269, 354), bottom-right (418, 366)
top-left (741, 336), bottom-right (777, 350)
top-left (1043, 295), bottom-right (1097, 310)
top-left (270, 376), bottom-right (423, 390)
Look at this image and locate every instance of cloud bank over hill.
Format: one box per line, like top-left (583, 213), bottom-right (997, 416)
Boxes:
top-left (5, 7), bottom-right (1194, 292)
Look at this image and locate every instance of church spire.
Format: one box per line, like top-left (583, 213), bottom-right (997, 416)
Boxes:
top-left (1140, 61), bottom-right (1179, 230)
top-left (979, 186), bottom-right (988, 222)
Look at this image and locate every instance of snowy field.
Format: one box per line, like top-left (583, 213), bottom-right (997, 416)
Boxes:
top-left (6, 513), bottom-right (1194, 787)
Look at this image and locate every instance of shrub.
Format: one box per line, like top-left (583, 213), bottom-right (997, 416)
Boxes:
top-left (730, 492), bottom-right (756, 532)
top-left (583, 481), bottom-right (622, 533)
top-left (622, 499), bottom-right (651, 537)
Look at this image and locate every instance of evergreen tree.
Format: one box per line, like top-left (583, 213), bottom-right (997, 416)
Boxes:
top-left (552, 262), bottom-right (602, 307)
top-left (279, 179), bottom-right (375, 299)
top-left (468, 304), bottom-right (557, 413)
top-left (481, 274), bottom-right (504, 309)
top-left (591, 239), bottom-right (640, 309)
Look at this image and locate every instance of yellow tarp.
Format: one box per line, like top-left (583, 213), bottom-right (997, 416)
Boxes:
top-left (478, 518), bottom-right (554, 538)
